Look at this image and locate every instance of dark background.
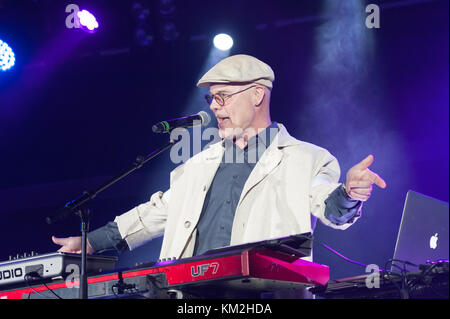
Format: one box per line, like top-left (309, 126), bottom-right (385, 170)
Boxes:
top-left (0, 0), bottom-right (448, 280)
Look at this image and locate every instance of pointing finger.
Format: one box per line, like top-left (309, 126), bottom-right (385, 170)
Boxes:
top-left (366, 170), bottom-right (387, 189)
top-left (355, 154), bottom-right (374, 171)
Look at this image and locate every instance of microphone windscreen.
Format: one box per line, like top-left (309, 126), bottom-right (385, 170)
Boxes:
top-left (198, 111), bottom-right (211, 127)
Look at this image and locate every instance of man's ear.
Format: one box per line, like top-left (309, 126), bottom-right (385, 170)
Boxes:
top-left (253, 86), bottom-right (265, 107)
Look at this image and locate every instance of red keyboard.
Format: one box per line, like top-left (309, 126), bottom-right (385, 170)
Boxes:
top-left (0, 246), bottom-right (328, 299)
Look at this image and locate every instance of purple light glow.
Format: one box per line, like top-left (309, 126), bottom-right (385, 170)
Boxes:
top-left (77, 10), bottom-right (99, 32)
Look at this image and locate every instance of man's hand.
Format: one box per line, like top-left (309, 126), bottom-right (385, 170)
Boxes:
top-left (52, 236), bottom-right (95, 254)
top-left (344, 154), bottom-right (386, 202)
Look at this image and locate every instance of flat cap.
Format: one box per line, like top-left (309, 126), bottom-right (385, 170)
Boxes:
top-left (197, 54), bottom-right (275, 89)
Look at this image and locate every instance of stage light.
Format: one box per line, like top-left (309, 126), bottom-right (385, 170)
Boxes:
top-left (0, 39), bottom-right (15, 71)
top-left (213, 34), bottom-right (233, 51)
top-left (77, 9), bottom-right (99, 33)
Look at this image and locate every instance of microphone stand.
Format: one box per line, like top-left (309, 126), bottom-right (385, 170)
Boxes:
top-left (46, 137), bottom-right (180, 299)
top-left (77, 207), bottom-right (89, 300)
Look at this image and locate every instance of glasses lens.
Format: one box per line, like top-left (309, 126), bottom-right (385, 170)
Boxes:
top-left (214, 94), bottom-right (224, 106)
top-left (205, 95), bottom-right (213, 104)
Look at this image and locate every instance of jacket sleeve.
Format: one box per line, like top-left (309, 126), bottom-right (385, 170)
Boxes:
top-left (309, 150), bottom-right (362, 230)
top-left (87, 221), bottom-right (129, 253)
top-left (324, 184), bottom-right (362, 225)
top-left (113, 189), bottom-right (170, 250)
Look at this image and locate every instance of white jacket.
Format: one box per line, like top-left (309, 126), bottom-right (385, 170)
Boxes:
top-left (114, 123), bottom-right (360, 260)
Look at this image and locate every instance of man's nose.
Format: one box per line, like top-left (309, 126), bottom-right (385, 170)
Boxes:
top-left (209, 99), bottom-right (221, 112)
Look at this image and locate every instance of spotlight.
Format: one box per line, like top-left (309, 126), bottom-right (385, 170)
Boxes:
top-left (213, 33), bottom-right (233, 51)
top-left (0, 39), bottom-right (15, 71)
top-left (77, 9), bottom-right (99, 33)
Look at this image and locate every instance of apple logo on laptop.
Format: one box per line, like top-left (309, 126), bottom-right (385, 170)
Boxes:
top-left (429, 233), bottom-right (438, 249)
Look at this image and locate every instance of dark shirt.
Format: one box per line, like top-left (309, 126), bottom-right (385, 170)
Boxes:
top-left (193, 121), bottom-right (280, 255)
top-left (88, 123), bottom-right (361, 253)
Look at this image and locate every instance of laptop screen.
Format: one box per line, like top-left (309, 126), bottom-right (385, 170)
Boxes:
top-left (392, 190), bottom-right (449, 272)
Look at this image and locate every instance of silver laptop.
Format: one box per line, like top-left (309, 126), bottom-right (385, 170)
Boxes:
top-left (392, 190), bottom-right (449, 272)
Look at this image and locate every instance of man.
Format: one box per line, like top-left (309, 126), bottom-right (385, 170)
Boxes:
top-left (53, 55), bottom-right (386, 264)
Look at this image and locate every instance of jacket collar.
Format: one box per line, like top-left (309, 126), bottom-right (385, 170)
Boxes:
top-left (274, 123), bottom-right (302, 148)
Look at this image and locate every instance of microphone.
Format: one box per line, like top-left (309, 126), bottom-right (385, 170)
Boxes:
top-left (152, 111), bottom-right (211, 133)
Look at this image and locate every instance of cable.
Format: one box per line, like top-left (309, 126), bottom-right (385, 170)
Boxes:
top-left (312, 238), bottom-right (429, 298)
top-left (41, 281), bottom-right (63, 299)
top-left (24, 273), bottom-right (63, 299)
top-left (315, 237), bottom-right (418, 276)
top-left (419, 261), bottom-right (441, 279)
top-left (311, 236), bottom-right (376, 270)
top-left (319, 241), bottom-right (371, 269)
top-left (24, 273), bottom-right (53, 299)
top-left (407, 261), bottom-right (449, 298)
top-left (383, 259), bottom-right (409, 297)
top-left (317, 239), bottom-right (408, 297)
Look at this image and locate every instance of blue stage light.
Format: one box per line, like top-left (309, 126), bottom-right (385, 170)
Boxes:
top-left (0, 39), bottom-right (15, 71)
top-left (213, 34), bottom-right (233, 51)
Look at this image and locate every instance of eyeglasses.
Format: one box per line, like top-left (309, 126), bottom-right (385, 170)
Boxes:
top-left (205, 85), bottom-right (256, 106)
